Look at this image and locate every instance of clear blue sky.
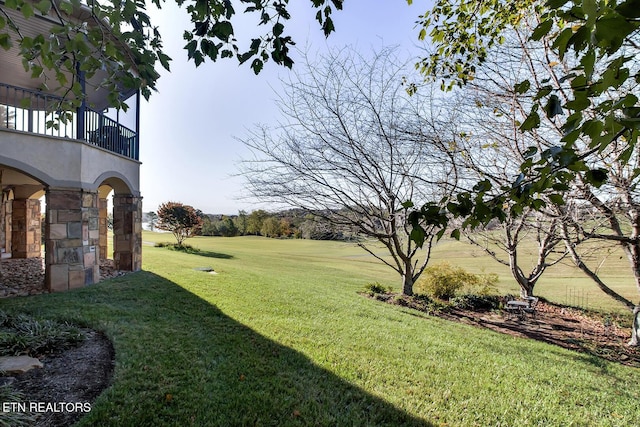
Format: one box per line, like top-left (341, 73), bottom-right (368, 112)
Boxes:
top-left (140, 1), bottom-right (430, 215)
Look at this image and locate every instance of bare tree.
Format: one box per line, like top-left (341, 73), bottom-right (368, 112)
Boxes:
top-left (447, 25), bottom-right (569, 298)
top-left (451, 16), bottom-right (640, 345)
top-left (556, 145), bottom-right (640, 346)
top-left (239, 47), bottom-right (458, 295)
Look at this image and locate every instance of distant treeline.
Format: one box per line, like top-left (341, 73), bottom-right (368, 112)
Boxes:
top-left (198, 209), bottom-right (358, 241)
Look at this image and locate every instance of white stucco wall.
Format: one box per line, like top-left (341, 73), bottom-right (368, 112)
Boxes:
top-left (0, 128), bottom-right (140, 195)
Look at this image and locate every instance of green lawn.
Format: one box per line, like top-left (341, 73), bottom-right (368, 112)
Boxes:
top-left (1, 234), bottom-right (639, 426)
top-left (429, 236), bottom-right (638, 313)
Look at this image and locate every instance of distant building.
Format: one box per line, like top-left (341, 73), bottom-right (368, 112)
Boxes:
top-left (0, 5), bottom-right (142, 291)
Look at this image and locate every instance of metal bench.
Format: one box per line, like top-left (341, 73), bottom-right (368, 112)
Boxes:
top-left (505, 296), bottom-right (539, 321)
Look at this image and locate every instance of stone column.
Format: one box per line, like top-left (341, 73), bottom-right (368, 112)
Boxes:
top-left (0, 196), bottom-right (11, 256)
top-left (98, 198), bottom-right (108, 261)
top-left (113, 195), bottom-right (142, 271)
top-left (11, 199), bottom-right (41, 258)
top-left (45, 188), bottom-right (100, 292)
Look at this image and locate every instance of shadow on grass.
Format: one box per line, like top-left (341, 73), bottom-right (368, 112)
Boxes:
top-left (0, 271), bottom-right (432, 426)
top-left (157, 244), bottom-right (234, 259)
top-left (189, 250), bottom-right (234, 259)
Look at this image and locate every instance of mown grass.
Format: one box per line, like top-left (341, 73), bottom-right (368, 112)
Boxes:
top-left (1, 234), bottom-right (638, 426)
top-left (429, 236), bottom-right (637, 313)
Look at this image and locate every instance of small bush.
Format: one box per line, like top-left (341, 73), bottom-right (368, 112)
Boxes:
top-left (459, 273), bottom-right (499, 296)
top-left (409, 294), bottom-right (450, 314)
top-left (363, 282), bottom-right (392, 296)
top-left (415, 263), bottom-right (499, 301)
top-left (415, 262), bottom-right (477, 300)
top-left (450, 294), bottom-right (501, 311)
top-left (0, 311), bottom-right (85, 357)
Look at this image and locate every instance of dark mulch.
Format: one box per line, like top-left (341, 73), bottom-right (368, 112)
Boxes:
top-left (3, 329), bottom-right (115, 427)
top-left (372, 293), bottom-right (639, 368)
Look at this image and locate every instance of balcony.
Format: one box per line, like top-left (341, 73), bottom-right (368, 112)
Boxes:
top-left (0, 82), bottom-right (139, 160)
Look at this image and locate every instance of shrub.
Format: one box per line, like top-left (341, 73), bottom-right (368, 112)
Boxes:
top-left (0, 311), bottom-right (85, 357)
top-left (363, 282), bottom-right (392, 296)
top-left (415, 262), bottom-right (478, 300)
top-left (459, 272), bottom-right (499, 296)
top-left (415, 263), bottom-right (500, 301)
top-left (450, 294), bottom-right (501, 311)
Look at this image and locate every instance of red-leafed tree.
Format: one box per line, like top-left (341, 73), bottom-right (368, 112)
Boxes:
top-left (156, 202), bottom-right (203, 246)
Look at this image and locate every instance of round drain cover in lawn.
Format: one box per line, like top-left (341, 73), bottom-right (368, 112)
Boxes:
top-left (193, 267), bottom-right (216, 273)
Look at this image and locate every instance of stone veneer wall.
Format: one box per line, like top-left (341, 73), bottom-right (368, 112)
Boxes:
top-left (0, 197), bottom-right (10, 256)
top-left (11, 199), bottom-right (41, 258)
top-left (45, 189), bottom-right (100, 292)
top-left (98, 198), bottom-right (108, 261)
top-left (113, 195), bottom-right (142, 271)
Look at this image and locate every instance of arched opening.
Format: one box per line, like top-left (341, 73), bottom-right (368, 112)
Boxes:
top-left (95, 175), bottom-right (142, 274)
top-left (1, 168), bottom-right (141, 295)
top-left (0, 165), bottom-right (47, 297)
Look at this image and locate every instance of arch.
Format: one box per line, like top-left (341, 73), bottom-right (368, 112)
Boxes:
top-left (0, 156), bottom-right (54, 187)
top-left (92, 171), bottom-right (138, 196)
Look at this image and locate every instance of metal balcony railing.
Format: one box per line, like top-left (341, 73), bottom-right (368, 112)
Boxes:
top-left (0, 82), bottom-right (139, 160)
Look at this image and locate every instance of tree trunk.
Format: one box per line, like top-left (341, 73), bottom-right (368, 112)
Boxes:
top-left (402, 263), bottom-right (414, 296)
top-left (629, 306), bottom-right (640, 347)
top-left (519, 283), bottom-right (534, 298)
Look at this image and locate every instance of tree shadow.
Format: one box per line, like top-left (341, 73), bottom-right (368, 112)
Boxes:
top-left (157, 244), bottom-right (234, 259)
top-left (192, 250), bottom-right (234, 259)
top-left (1, 272), bottom-right (433, 426)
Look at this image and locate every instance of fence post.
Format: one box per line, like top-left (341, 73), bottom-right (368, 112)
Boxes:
top-left (76, 63), bottom-right (86, 140)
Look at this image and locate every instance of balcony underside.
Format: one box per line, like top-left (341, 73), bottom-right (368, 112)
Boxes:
top-left (1, 82), bottom-right (139, 160)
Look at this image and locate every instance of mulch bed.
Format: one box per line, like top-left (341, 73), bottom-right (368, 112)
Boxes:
top-left (373, 293), bottom-right (639, 368)
top-left (0, 258), bottom-right (130, 298)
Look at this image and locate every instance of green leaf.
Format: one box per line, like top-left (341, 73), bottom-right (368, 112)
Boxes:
top-left (0, 33), bottom-right (11, 50)
top-left (157, 52), bottom-right (171, 71)
top-left (580, 50), bottom-right (595, 80)
top-left (410, 225), bottom-right (426, 247)
top-left (30, 65), bottom-right (43, 78)
top-left (59, 1), bottom-right (73, 15)
top-left (547, 0), bottom-right (570, 7)
top-left (552, 27), bottom-right (573, 58)
top-left (514, 80), bottom-right (530, 94)
top-left (582, 0), bottom-right (597, 18)
top-left (35, 0), bottom-right (51, 14)
top-left (585, 169), bottom-right (608, 187)
top-left (520, 111), bottom-right (541, 131)
top-left (544, 94), bottom-right (563, 118)
top-left (594, 15), bottom-right (636, 52)
top-left (564, 96), bottom-right (590, 111)
top-left (211, 21), bottom-right (234, 41)
top-left (450, 229), bottom-right (460, 240)
top-left (616, 0), bottom-right (640, 18)
top-left (251, 58), bottom-right (263, 74)
top-left (273, 22), bottom-right (284, 37)
top-left (193, 51), bottom-right (204, 67)
top-left (581, 119), bottom-right (604, 140)
top-left (322, 16), bottom-right (335, 36)
top-left (522, 146), bottom-right (538, 159)
top-left (531, 19), bottom-right (552, 41)
top-left (21, 2), bottom-right (34, 19)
